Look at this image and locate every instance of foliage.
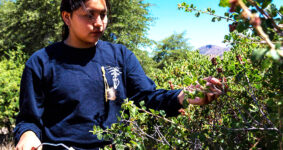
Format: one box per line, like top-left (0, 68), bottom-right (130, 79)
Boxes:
top-left (178, 0), bottom-right (283, 61)
top-left (91, 1), bottom-right (283, 149)
top-left (0, 0), bottom-right (282, 149)
top-left (0, 0), bottom-right (153, 56)
top-left (101, 0), bottom-right (153, 53)
top-left (133, 49), bottom-right (158, 75)
top-left (0, 46), bottom-right (27, 132)
top-left (92, 35), bottom-right (283, 149)
top-left (0, 0), bottom-right (62, 55)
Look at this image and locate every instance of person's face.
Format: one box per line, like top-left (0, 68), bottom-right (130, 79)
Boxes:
top-left (62, 0), bottom-right (108, 47)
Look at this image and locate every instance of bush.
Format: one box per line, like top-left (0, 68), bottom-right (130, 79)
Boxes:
top-left (0, 48), bottom-right (27, 132)
top-left (91, 34), bottom-right (283, 149)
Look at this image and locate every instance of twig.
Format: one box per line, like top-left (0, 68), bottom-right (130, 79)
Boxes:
top-left (227, 127), bottom-right (278, 131)
top-left (237, 0), bottom-right (276, 51)
top-left (243, 73), bottom-right (275, 127)
top-left (122, 119), bottom-right (164, 143)
top-left (121, 119), bottom-right (172, 146)
top-left (134, 104), bottom-right (177, 125)
top-left (154, 126), bottom-right (171, 146)
top-left (249, 138), bottom-right (261, 150)
top-left (178, 4), bottom-right (236, 22)
top-left (246, 0), bottom-right (282, 32)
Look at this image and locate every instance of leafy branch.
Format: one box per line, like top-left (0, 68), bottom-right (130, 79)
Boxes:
top-left (178, 2), bottom-right (236, 22)
top-left (246, 0), bottom-right (282, 32)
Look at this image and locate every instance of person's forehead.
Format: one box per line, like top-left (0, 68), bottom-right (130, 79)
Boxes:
top-left (84, 0), bottom-right (107, 11)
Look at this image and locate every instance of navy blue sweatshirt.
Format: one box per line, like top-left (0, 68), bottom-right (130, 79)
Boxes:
top-left (14, 40), bottom-right (182, 149)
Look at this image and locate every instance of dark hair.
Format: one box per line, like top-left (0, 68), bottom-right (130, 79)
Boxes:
top-left (60, 0), bottom-right (111, 40)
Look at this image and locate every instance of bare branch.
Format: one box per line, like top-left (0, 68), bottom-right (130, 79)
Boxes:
top-left (227, 127), bottom-right (279, 131)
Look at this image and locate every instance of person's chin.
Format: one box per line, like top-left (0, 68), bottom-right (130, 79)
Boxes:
top-left (89, 35), bottom-right (101, 42)
top-left (90, 32), bottom-right (102, 37)
top-left (85, 37), bottom-right (99, 44)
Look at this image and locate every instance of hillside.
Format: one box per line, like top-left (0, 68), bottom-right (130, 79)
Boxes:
top-left (197, 45), bottom-right (230, 56)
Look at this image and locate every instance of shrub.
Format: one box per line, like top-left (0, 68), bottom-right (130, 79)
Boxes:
top-left (0, 48), bottom-right (27, 132)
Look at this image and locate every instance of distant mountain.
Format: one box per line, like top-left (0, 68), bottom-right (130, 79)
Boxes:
top-left (197, 45), bottom-right (230, 56)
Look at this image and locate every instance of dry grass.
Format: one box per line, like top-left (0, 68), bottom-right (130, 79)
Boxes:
top-left (0, 142), bottom-right (14, 150)
top-left (0, 133), bottom-right (14, 150)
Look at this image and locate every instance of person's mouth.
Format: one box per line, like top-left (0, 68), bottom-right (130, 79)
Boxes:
top-left (90, 31), bottom-right (102, 35)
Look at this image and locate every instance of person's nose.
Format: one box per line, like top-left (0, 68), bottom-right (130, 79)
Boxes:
top-left (93, 15), bottom-right (103, 27)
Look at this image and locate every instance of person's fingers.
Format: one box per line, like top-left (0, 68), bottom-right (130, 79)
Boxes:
top-left (195, 84), bottom-right (201, 89)
top-left (204, 77), bottom-right (222, 86)
top-left (37, 145), bottom-right (43, 150)
top-left (195, 97), bottom-right (206, 105)
top-left (203, 76), bottom-right (212, 82)
top-left (15, 145), bottom-right (21, 150)
top-left (210, 78), bottom-right (222, 86)
top-left (16, 131), bottom-right (42, 150)
top-left (189, 97), bottom-right (205, 105)
top-left (194, 97), bottom-right (203, 105)
top-left (23, 144), bottom-right (31, 150)
top-left (185, 84), bottom-right (193, 92)
top-left (209, 85), bottom-right (222, 94)
top-left (206, 82), bottom-right (212, 87)
top-left (206, 92), bottom-right (214, 103)
top-left (15, 142), bottom-right (23, 150)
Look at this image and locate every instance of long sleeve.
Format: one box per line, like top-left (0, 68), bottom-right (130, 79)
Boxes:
top-left (14, 64), bottom-right (45, 144)
top-left (125, 50), bottom-right (183, 116)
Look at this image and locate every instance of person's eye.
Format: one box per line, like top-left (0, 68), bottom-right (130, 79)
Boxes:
top-left (87, 14), bottom-right (94, 19)
top-left (100, 13), bottom-right (106, 19)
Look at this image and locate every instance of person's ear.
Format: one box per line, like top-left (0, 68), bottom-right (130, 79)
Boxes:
top-left (62, 11), bottom-right (71, 26)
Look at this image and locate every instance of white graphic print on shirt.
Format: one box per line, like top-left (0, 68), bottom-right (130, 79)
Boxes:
top-left (106, 66), bottom-right (122, 89)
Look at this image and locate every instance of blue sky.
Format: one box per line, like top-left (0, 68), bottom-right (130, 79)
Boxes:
top-left (144, 0), bottom-right (282, 51)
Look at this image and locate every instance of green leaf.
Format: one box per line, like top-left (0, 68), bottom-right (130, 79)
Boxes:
top-left (139, 101), bottom-right (145, 107)
top-left (149, 109), bottom-right (155, 114)
top-left (261, 59), bottom-right (272, 70)
top-left (280, 6), bottom-right (283, 15)
top-left (261, 0), bottom-right (272, 9)
top-left (183, 99), bottom-right (189, 109)
top-left (195, 12), bottom-right (200, 17)
top-left (97, 133), bottom-right (103, 140)
top-left (130, 140), bottom-right (138, 145)
top-left (224, 12), bottom-right (229, 17)
top-left (160, 110), bottom-right (166, 117)
top-left (252, 48), bottom-right (268, 61)
top-left (267, 50), bottom-right (280, 60)
top-left (195, 90), bottom-right (205, 98)
top-left (219, 0), bottom-right (230, 7)
top-left (184, 76), bottom-right (193, 85)
top-left (207, 8), bottom-right (211, 12)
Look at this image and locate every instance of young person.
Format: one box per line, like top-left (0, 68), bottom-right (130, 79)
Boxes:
top-left (14, 0), bottom-right (223, 149)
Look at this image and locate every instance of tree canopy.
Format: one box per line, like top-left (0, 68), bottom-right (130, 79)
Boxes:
top-left (0, 0), bottom-right (153, 55)
top-left (153, 32), bottom-right (192, 68)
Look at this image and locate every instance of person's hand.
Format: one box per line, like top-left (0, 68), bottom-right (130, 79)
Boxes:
top-left (15, 131), bottom-right (42, 150)
top-left (202, 76), bottom-right (224, 104)
top-left (178, 77), bottom-right (226, 106)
